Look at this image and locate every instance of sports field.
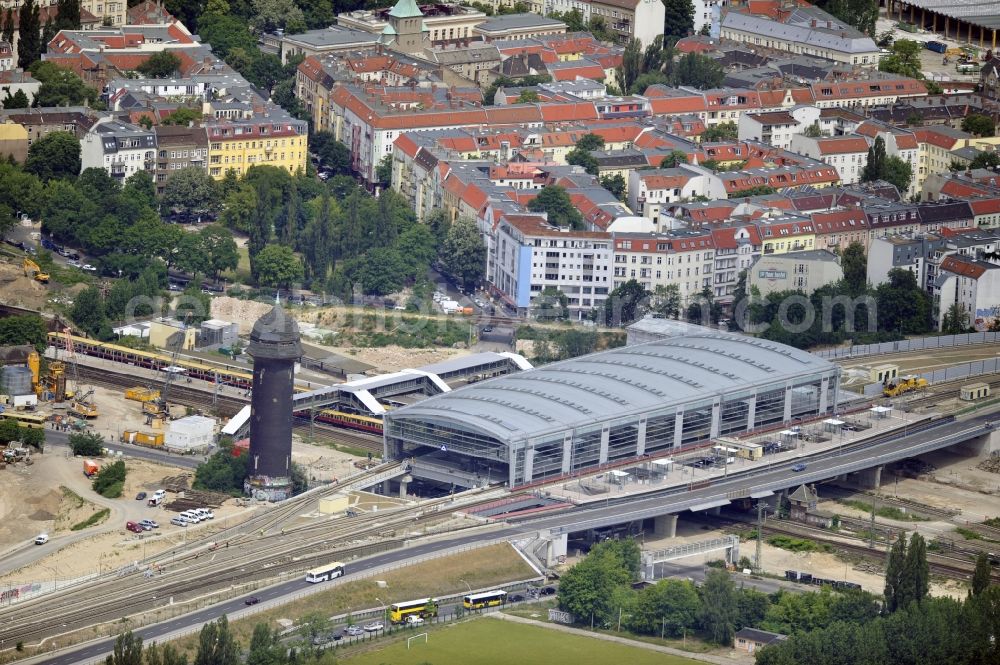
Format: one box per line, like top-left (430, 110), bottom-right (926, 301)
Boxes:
top-left (342, 618), bottom-right (703, 665)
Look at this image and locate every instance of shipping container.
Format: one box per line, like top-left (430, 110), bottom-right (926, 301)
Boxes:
top-left (925, 41), bottom-right (948, 53)
top-left (83, 459), bottom-right (99, 477)
top-left (121, 430), bottom-right (164, 446)
top-left (125, 387), bottom-right (161, 403)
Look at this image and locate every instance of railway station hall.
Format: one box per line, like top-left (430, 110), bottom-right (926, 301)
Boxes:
top-left (384, 330), bottom-right (841, 487)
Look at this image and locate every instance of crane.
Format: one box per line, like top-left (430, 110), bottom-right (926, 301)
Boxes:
top-left (144, 319), bottom-right (189, 425)
top-left (23, 258), bottom-right (49, 283)
top-left (63, 328), bottom-right (98, 418)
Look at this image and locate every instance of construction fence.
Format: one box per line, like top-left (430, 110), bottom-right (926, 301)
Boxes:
top-left (815, 331), bottom-right (1000, 361)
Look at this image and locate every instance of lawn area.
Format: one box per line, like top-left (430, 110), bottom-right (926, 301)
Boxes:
top-left (341, 618), bottom-right (702, 665)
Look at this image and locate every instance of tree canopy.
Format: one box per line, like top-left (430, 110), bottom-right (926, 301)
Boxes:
top-left (440, 216), bottom-right (486, 292)
top-left (527, 185), bottom-right (584, 230)
top-left (25, 131), bottom-right (80, 181)
top-left (136, 51), bottom-right (182, 78)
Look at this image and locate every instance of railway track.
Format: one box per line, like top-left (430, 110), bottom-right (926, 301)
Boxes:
top-left (1, 483), bottom-right (493, 646)
top-left (72, 364), bottom-right (383, 453)
top-left (892, 373), bottom-right (1000, 412)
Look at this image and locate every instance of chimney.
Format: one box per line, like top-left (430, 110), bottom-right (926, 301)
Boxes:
top-left (810, 19), bottom-right (816, 28)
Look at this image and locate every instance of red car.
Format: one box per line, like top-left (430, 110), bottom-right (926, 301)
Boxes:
top-left (125, 521), bottom-right (144, 533)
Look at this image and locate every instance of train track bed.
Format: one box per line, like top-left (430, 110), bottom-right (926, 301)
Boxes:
top-left (893, 373), bottom-right (1000, 412)
top-left (0, 469), bottom-right (500, 648)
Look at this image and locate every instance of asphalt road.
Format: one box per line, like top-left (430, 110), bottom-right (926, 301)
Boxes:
top-left (43, 430), bottom-right (202, 470)
top-left (30, 410), bottom-right (997, 664)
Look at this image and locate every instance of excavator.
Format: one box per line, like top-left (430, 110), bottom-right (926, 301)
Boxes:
top-left (70, 388), bottom-right (99, 418)
top-left (23, 258), bottom-right (49, 284)
top-left (883, 375), bottom-right (929, 398)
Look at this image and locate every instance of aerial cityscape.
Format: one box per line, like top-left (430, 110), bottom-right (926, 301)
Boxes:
top-left (0, 0), bottom-right (997, 661)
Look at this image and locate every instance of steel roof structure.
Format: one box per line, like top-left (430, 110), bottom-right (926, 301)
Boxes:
top-left (900, 0), bottom-right (1000, 30)
top-left (386, 331), bottom-right (837, 443)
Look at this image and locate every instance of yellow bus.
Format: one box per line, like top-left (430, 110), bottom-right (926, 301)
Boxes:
top-left (1, 412), bottom-right (46, 429)
top-left (463, 590), bottom-right (507, 610)
top-left (389, 598), bottom-right (437, 623)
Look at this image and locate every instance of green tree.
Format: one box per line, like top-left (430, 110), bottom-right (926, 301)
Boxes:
top-left (970, 152), bottom-right (1000, 170)
top-left (160, 107), bottom-right (203, 126)
top-left (941, 302), bottom-right (969, 334)
top-left (162, 167), bottom-right (219, 217)
top-left (92, 459), bottom-right (126, 498)
top-left (144, 642), bottom-right (187, 665)
top-left (253, 243), bottom-right (303, 289)
top-left (250, 0), bottom-right (306, 33)
top-left (876, 268), bottom-right (931, 335)
top-left (105, 631), bottom-right (143, 665)
top-left (29, 61), bottom-right (99, 107)
top-left (883, 156), bottom-right (913, 194)
top-left (901, 532), bottom-right (929, 608)
top-left (618, 37), bottom-right (643, 95)
top-left (527, 185), bottom-right (584, 230)
top-left (343, 247), bottom-right (406, 295)
top-left (884, 533), bottom-right (907, 613)
top-left (627, 579), bottom-right (701, 636)
top-left (557, 540), bottom-right (637, 627)
top-left (566, 146), bottom-right (599, 175)
top-left (701, 122), bottom-right (738, 142)
top-left (71, 287), bottom-right (108, 338)
top-left (600, 173), bottom-right (626, 201)
top-left (199, 225), bottom-right (239, 278)
top-left (375, 154), bottom-right (392, 189)
top-left (686, 285), bottom-right (721, 324)
top-left (652, 283), bottom-right (681, 318)
top-left (662, 0), bottom-right (693, 39)
top-left (0, 418), bottom-right (19, 445)
top-left (20, 427), bottom-right (44, 451)
top-left (841, 240), bottom-right (867, 295)
top-left (604, 279), bottom-right (649, 326)
top-left (962, 113), bottom-right (995, 137)
top-left (576, 133), bottom-right (605, 152)
top-left (194, 441), bottom-right (249, 494)
top-left (2, 88), bottom-right (30, 110)
top-left (672, 52), bottom-right (724, 90)
top-left (1, 8), bottom-right (14, 46)
top-left (699, 568), bottom-right (738, 645)
top-left (0, 314), bottom-right (48, 351)
top-left (862, 136), bottom-right (886, 183)
top-left (54, 0), bottom-right (80, 30)
top-left (660, 150), bottom-right (688, 169)
top-left (310, 131), bottom-right (352, 176)
top-left (246, 624), bottom-right (281, 665)
top-left (439, 216), bottom-right (486, 291)
top-left (194, 616), bottom-right (240, 665)
top-left (136, 51), bottom-right (181, 78)
top-left (730, 184), bottom-right (777, 198)
top-left (17, 0), bottom-right (40, 68)
top-left (25, 131), bottom-right (80, 181)
top-left (817, 0), bottom-right (877, 36)
top-left (220, 183), bottom-right (257, 233)
top-left (516, 88), bottom-right (539, 103)
top-left (879, 39), bottom-right (922, 79)
top-left (971, 552), bottom-right (992, 596)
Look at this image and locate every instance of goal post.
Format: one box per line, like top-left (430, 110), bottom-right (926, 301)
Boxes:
top-left (406, 633), bottom-right (428, 650)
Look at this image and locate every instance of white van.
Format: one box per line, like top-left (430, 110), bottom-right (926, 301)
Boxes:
top-left (34, 533), bottom-right (49, 545)
top-left (152, 489), bottom-right (166, 500)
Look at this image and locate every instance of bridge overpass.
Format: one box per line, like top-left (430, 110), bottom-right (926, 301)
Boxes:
top-left (519, 412), bottom-right (999, 563)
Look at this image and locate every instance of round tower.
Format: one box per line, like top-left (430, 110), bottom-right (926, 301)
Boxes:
top-left (244, 303), bottom-right (301, 501)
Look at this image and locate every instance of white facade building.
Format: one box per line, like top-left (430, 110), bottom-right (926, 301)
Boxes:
top-left (789, 134), bottom-right (870, 185)
top-left (80, 118), bottom-right (157, 180)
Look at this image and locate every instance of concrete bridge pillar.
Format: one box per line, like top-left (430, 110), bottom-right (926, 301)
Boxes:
top-left (856, 465), bottom-right (883, 489)
top-left (957, 429), bottom-right (1000, 456)
top-left (399, 474), bottom-right (411, 498)
top-left (710, 505), bottom-right (723, 516)
top-left (545, 532), bottom-right (568, 567)
top-left (382, 479), bottom-right (392, 494)
top-left (653, 514), bottom-right (678, 538)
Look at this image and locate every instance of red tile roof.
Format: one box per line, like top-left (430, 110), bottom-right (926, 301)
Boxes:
top-left (941, 255), bottom-right (990, 279)
top-left (816, 137), bottom-right (869, 154)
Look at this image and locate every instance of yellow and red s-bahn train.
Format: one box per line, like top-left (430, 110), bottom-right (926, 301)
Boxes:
top-left (51, 333), bottom-right (386, 435)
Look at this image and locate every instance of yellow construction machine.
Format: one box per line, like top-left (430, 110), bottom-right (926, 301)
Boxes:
top-left (883, 375), bottom-right (929, 398)
top-left (22, 258), bottom-right (49, 283)
top-left (69, 388), bottom-right (98, 418)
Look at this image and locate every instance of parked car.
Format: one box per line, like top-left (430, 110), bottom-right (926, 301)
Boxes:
top-left (363, 622), bottom-right (384, 632)
top-left (540, 586), bottom-right (556, 596)
top-left (34, 533), bottom-right (49, 545)
top-left (792, 463), bottom-right (807, 472)
top-left (135, 492), bottom-right (147, 501)
top-left (170, 517), bottom-right (188, 527)
top-left (245, 596), bottom-right (260, 605)
top-left (67, 260), bottom-right (81, 268)
top-left (344, 625), bottom-right (364, 636)
top-left (82, 264), bottom-right (96, 271)
top-left (405, 615), bottom-right (424, 626)
top-left (139, 519), bottom-right (159, 529)
top-left (125, 521), bottom-right (144, 533)
top-left (508, 593), bottom-right (525, 602)
top-left (194, 508), bottom-right (214, 520)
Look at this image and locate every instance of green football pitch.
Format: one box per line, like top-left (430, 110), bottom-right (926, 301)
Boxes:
top-left (341, 618), bottom-right (703, 665)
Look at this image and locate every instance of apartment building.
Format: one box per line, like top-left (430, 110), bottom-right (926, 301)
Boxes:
top-left (627, 165), bottom-right (724, 220)
top-left (612, 229), bottom-right (715, 304)
top-left (490, 212), bottom-right (613, 317)
top-left (935, 254), bottom-right (1000, 330)
top-left (788, 135), bottom-right (870, 184)
top-left (80, 118), bottom-right (157, 179)
top-left (153, 124), bottom-right (208, 194)
top-left (748, 249), bottom-right (843, 296)
top-left (205, 116), bottom-right (307, 179)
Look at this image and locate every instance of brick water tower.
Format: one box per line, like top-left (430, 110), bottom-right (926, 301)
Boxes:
top-left (244, 303), bottom-right (301, 501)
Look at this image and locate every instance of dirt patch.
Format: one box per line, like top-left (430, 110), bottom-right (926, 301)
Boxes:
top-left (209, 296), bottom-right (274, 335)
top-left (0, 257), bottom-right (50, 311)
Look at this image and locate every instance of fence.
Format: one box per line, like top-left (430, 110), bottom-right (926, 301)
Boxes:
top-left (814, 331), bottom-right (1000, 360)
top-left (861, 356), bottom-right (1000, 397)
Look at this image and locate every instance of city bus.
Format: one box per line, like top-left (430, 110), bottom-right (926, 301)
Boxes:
top-left (389, 598), bottom-right (437, 623)
top-left (304, 561), bottom-right (345, 583)
top-left (1, 412), bottom-right (46, 429)
top-left (462, 589), bottom-right (507, 610)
